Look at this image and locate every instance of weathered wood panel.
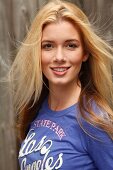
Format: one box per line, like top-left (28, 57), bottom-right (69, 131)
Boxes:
top-left (0, 1), bottom-right (113, 170)
top-left (81, 0), bottom-right (113, 44)
top-left (0, 1), bottom-right (42, 170)
top-left (0, 0), bottom-right (18, 169)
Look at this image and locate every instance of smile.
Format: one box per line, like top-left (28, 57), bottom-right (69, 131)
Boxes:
top-left (51, 67), bottom-right (70, 72)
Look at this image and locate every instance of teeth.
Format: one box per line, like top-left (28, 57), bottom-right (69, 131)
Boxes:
top-left (52, 68), bottom-right (68, 72)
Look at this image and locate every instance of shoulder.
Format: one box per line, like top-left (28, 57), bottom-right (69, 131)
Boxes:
top-left (77, 98), bottom-right (113, 142)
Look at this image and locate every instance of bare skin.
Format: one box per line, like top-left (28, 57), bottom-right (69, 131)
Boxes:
top-left (41, 20), bottom-right (88, 111)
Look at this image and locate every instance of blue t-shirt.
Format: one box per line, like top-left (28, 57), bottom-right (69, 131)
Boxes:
top-left (18, 98), bottom-right (113, 170)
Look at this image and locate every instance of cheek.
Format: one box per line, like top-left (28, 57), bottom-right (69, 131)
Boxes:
top-left (69, 49), bottom-right (84, 64)
top-left (41, 53), bottom-right (49, 67)
top-left (70, 56), bottom-right (83, 66)
top-left (41, 51), bottom-right (53, 65)
top-left (41, 54), bottom-right (51, 76)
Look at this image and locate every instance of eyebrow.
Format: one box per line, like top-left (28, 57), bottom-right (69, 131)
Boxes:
top-left (65, 39), bottom-right (80, 43)
top-left (41, 40), bottom-right (54, 43)
top-left (41, 39), bottom-right (80, 43)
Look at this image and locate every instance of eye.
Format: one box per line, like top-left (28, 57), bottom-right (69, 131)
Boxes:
top-left (41, 43), bottom-right (53, 50)
top-left (66, 43), bottom-right (78, 50)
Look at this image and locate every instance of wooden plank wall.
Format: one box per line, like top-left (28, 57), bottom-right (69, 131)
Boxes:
top-left (0, 1), bottom-right (45, 170)
top-left (0, 0), bottom-right (113, 170)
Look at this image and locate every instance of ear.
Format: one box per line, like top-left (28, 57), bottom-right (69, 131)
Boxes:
top-left (82, 53), bottom-right (89, 62)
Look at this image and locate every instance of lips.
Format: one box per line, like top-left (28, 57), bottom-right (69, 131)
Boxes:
top-left (51, 67), bottom-right (70, 72)
top-left (50, 66), bottom-right (70, 75)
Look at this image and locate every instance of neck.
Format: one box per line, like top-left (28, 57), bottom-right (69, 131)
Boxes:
top-left (48, 82), bottom-right (81, 111)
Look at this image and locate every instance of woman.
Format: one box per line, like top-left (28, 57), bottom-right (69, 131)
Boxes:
top-left (9, 0), bottom-right (113, 169)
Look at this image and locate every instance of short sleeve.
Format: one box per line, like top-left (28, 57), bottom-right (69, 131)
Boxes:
top-left (79, 120), bottom-right (113, 170)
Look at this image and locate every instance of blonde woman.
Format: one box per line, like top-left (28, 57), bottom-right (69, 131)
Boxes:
top-left (10, 0), bottom-right (113, 169)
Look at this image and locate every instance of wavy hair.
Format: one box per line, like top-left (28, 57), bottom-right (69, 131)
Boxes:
top-left (9, 0), bottom-right (113, 141)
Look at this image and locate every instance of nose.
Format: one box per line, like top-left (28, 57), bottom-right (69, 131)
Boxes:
top-left (53, 47), bottom-right (65, 62)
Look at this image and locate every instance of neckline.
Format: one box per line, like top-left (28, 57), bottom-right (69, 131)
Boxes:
top-left (42, 97), bottom-right (78, 117)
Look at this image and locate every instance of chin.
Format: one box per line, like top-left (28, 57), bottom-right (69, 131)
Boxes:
top-left (49, 79), bottom-right (73, 87)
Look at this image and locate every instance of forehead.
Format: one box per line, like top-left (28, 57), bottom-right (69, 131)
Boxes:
top-left (42, 20), bottom-right (82, 41)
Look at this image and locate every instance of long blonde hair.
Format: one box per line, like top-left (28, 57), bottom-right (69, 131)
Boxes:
top-left (9, 0), bottom-right (113, 141)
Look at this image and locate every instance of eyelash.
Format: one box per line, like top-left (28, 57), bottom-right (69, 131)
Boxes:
top-left (41, 43), bottom-right (53, 50)
top-left (41, 43), bottom-right (78, 50)
top-left (66, 43), bottom-right (78, 49)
